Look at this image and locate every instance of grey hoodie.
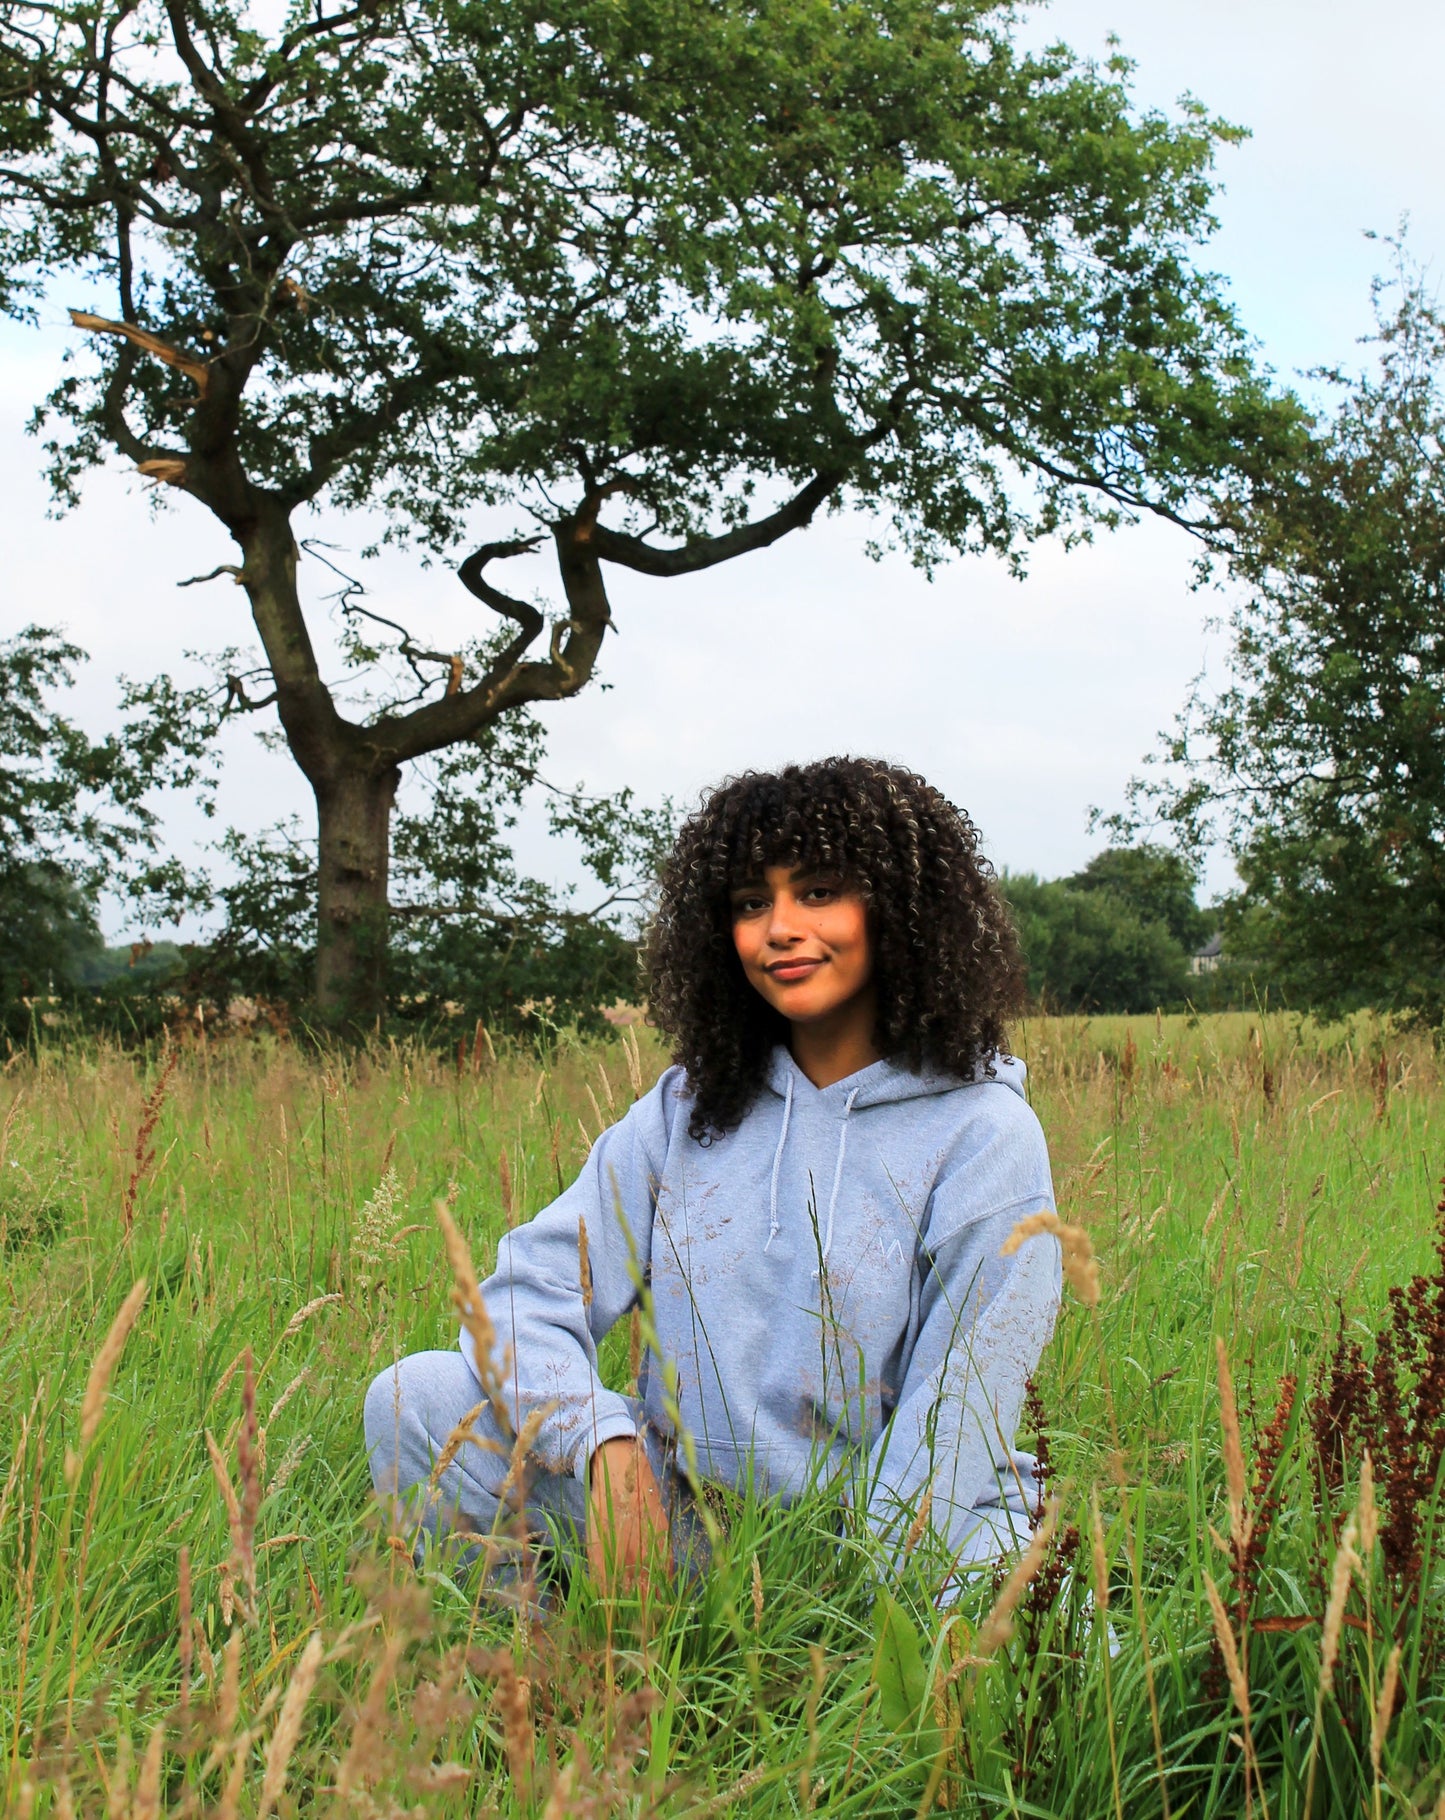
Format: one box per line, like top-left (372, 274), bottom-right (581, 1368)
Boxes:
top-left (461, 1048), bottom-right (1061, 1566)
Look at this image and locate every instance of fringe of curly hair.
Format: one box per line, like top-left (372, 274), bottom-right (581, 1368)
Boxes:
top-left (644, 756), bottom-right (1026, 1139)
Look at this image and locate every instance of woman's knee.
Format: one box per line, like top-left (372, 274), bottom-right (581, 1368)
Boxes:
top-left (363, 1349), bottom-right (485, 1498)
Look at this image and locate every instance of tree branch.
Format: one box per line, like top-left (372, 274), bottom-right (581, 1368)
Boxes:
top-left (587, 472), bottom-right (841, 576)
top-left (69, 309), bottom-right (211, 394)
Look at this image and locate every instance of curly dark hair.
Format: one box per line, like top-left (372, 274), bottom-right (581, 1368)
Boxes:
top-left (644, 756), bottom-right (1026, 1139)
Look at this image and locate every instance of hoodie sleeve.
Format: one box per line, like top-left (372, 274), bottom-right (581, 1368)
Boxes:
top-left (459, 1066), bottom-right (683, 1481)
top-left (864, 1095), bottom-right (1062, 1569)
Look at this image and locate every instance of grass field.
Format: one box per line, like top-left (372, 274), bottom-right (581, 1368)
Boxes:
top-left (1, 1011), bottom-right (1442, 1817)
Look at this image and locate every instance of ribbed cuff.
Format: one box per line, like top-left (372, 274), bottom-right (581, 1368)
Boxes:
top-left (573, 1412), bottom-right (641, 1484)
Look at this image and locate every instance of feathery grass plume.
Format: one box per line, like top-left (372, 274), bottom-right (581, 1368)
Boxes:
top-left (335, 1634), bottom-right (406, 1799)
top-left (434, 1198), bottom-right (513, 1435)
top-left (495, 1404), bottom-right (551, 1514)
top-left (67, 1277), bottom-right (148, 1482)
top-left (133, 1720), bottom-right (165, 1820)
top-left (256, 1631), bottom-right (324, 1820)
top-left (1001, 1211), bottom-right (1099, 1305)
top-left (1322, 1512), bottom-right (1363, 1698)
top-left (353, 1167), bottom-right (404, 1286)
top-left (1089, 1488), bottom-right (1110, 1615)
top-left (1203, 1574), bottom-right (1250, 1726)
top-left (974, 1498), bottom-right (1059, 1660)
top-left (542, 1763), bottom-right (579, 1818)
top-left (623, 1024), bottom-right (645, 1100)
top-left (267, 1369), bottom-right (311, 1425)
top-left (1370, 1643), bottom-right (1402, 1779)
top-left (1358, 1449), bottom-right (1378, 1559)
top-left (281, 1292), bottom-right (341, 1340)
top-left (800, 1644), bottom-right (825, 1812)
top-left (1215, 1339), bottom-right (1250, 1555)
top-left (1304, 1510), bottom-right (1362, 1814)
top-left (213, 1743), bottom-right (248, 1820)
top-left (425, 1401), bottom-right (500, 1509)
top-left (489, 1649), bottom-right (534, 1788)
top-left (121, 1042), bottom-right (177, 1235)
top-left (578, 1214), bottom-right (593, 1309)
top-left (904, 1483), bottom-right (934, 1555)
top-left (219, 1630), bottom-right (242, 1741)
top-left (265, 1434), bottom-right (310, 1500)
top-left (499, 1147), bottom-right (514, 1226)
top-left (751, 1554), bottom-right (764, 1630)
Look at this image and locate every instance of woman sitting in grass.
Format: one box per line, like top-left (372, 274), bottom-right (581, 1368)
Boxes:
top-left (365, 756), bottom-right (1061, 1600)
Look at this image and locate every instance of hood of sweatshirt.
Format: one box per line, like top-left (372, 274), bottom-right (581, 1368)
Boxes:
top-left (757, 1046), bottom-right (1029, 1257)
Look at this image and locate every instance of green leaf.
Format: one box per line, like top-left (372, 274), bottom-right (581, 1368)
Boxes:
top-left (870, 1589), bottom-right (942, 1763)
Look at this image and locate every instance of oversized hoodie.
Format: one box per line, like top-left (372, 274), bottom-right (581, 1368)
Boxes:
top-left (461, 1047), bottom-right (1061, 1566)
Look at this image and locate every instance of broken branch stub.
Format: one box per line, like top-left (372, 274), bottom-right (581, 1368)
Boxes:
top-left (69, 310), bottom-right (211, 397)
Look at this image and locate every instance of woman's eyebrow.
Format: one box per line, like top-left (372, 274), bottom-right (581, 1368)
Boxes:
top-left (730, 867), bottom-right (837, 891)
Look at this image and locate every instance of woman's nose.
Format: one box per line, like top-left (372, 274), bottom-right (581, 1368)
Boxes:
top-left (766, 892), bottom-right (804, 943)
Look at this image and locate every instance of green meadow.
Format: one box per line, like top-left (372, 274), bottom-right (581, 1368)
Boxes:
top-left (1, 1012), bottom-right (1441, 1817)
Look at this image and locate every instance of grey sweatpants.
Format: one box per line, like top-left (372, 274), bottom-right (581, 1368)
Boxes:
top-left (363, 1349), bottom-right (706, 1572)
top-left (362, 1349), bottom-right (1041, 1583)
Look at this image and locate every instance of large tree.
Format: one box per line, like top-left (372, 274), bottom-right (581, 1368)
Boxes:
top-left (1, 0), bottom-right (1300, 1024)
top-left (1115, 258), bottom-right (1445, 1017)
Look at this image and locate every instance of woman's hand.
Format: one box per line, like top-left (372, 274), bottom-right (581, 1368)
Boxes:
top-left (587, 1436), bottom-right (671, 1598)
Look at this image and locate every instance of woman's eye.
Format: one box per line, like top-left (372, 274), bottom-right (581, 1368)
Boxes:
top-left (733, 896), bottom-right (767, 916)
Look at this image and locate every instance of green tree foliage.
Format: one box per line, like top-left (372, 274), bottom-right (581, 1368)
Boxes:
top-left (1004, 847), bottom-right (1207, 1012)
top-left (0, 0), bottom-right (1303, 1024)
top-left (0, 626), bottom-right (212, 1004)
top-left (1067, 843), bottom-right (1212, 952)
top-left (1118, 256), bottom-right (1445, 1017)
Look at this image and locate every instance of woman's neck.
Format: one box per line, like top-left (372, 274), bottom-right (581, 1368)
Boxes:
top-left (788, 989), bottom-right (882, 1089)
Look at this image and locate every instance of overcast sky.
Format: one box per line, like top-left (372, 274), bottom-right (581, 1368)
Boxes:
top-left (3, 0), bottom-right (1443, 937)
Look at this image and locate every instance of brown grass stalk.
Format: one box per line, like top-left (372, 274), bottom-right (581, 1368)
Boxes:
top-left (1204, 1575), bottom-right (1266, 1819)
top-left (491, 1649), bottom-right (535, 1789)
top-left (974, 1499), bottom-right (1059, 1660)
top-left (904, 1484), bottom-right (934, 1556)
top-left (256, 1631), bottom-right (324, 1820)
top-left (121, 1042), bottom-right (178, 1235)
top-left (435, 1199), bottom-right (513, 1436)
top-left (799, 1643), bottom-right (824, 1812)
top-left (1215, 1340), bottom-right (1251, 1559)
top-left (335, 1633), bottom-right (406, 1799)
top-left (1001, 1211), bottom-right (1099, 1306)
top-left (424, 1401), bottom-right (496, 1509)
top-left (133, 1720), bottom-right (165, 1820)
top-left (1304, 1512), bottom-right (1361, 1815)
top-left (1370, 1643), bottom-right (1401, 1781)
top-left (281, 1292), bottom-right (342, 1340)
top-left (578, 1214), bottom-right (594, 1309)
top-left (495, 1405), bottom-right (550, 1515)
top-left (67, 1277), bottom-right (148, 1484)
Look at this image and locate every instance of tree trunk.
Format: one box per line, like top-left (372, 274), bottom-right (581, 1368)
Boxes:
top-left (314, 764), bottom-right (400, 1029)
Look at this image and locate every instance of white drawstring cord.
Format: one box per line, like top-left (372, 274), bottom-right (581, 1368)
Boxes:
top-left (765, 1070), bottom-right (794, 1251)
top-left (815, 1087), bottom-right (860, 1274)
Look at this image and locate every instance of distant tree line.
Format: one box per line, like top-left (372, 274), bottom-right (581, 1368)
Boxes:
top-left (1003, 846), bottom-right (1225, 1016)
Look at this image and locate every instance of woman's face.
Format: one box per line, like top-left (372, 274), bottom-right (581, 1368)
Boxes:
top-left (729, 865), bottom-right (875, 1029)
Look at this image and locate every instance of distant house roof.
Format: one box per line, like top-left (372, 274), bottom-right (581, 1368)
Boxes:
top-left (1195, 933), bottom-right (1224, 960)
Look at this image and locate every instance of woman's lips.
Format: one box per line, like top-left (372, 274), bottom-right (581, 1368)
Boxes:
top-left (767, 958), bottom-right (823, 982)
